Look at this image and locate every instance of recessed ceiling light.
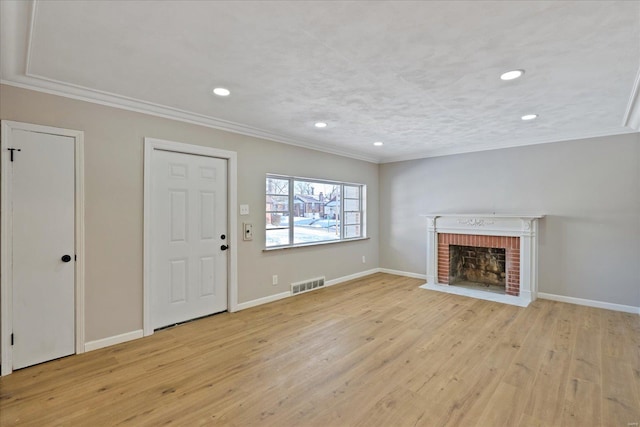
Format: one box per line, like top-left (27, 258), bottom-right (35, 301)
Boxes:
top-left (500, 69), bottom-right (524, 81)
top-left (314, 122), bottom-right (328, 128)
top-left (373, 141), bottom-right (384, 146)
top-left (521, 114), bottom-right (538, 121)
top-left (213, 87), bottom-right (230, 96)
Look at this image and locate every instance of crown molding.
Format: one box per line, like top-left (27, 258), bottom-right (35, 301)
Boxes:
top-left (1, 76), bottom-right (380, 164)
top-left (5, 73), bottom-right (636, 166)
top-left (379, 127), bottom-right (638, 164)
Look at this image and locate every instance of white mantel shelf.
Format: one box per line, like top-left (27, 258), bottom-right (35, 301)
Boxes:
top-left (421, 213), bottom-right (544, 219)
top-left (420, 213), bottom-right (545, 307)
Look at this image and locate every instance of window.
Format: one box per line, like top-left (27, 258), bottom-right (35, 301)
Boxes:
top-left (266, 175), bottom-right (365, 248)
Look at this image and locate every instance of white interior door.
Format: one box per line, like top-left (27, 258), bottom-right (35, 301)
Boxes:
top-left (10, 129), bottom-right (76, 370)
top-left (150, 149), bottom-right (228, 329)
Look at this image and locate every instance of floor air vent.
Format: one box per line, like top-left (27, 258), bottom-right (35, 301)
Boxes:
top-left (291, 276), bottom-right (325, 295)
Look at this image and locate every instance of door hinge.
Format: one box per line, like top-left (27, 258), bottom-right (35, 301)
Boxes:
top-left (11, 333), bottom-right (14, 346)
top-left (8, 148), bottom-right (21, 162)
top-left (75, 254), bottom-right (77, 261)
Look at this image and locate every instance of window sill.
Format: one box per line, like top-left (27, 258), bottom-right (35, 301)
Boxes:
top-left (263, 236), bottom-right (370, 252)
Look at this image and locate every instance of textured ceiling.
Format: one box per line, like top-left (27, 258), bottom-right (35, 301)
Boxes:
top-left (1, 1), bottom-right (639, 162)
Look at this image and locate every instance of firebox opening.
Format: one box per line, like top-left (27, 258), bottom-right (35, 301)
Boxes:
top-left (449, 245), bottom-right (506, 294)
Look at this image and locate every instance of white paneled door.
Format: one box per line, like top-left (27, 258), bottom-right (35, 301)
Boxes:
top-left (150, 150), bottom-right (228, 329)
top-left (10, 129), bottom-right (76, 370)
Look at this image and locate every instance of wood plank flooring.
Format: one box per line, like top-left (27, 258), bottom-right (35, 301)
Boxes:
top-left (1, 273), bottom-right (638, 426)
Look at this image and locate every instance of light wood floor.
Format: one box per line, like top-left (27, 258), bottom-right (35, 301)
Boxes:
top-left (1, 273), bottom-right (638, 426)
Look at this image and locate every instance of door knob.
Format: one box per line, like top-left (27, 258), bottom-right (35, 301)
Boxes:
top-left (220, 245), bottom-right (229, 251)
top-left (61, 255), bottom-right (72, 263)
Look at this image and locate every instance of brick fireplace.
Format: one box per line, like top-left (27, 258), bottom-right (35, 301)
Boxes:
top-left (438, 233), bottom-right (520, 296)
top-left (421, 214), bottom-right (543, 307)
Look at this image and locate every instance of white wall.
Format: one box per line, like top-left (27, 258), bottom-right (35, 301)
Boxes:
top-left (0, 84), bottom-right (379, 342)
top-left (379, 133), bottom-right (640, 307)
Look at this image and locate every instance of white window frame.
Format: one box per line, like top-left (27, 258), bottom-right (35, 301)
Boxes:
top-left (265, 174), bottom-right (366, 249)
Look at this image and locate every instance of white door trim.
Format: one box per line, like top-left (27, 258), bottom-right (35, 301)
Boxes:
top-left (143, 137), bottom-right (238, 337)
top-left (1, 120), bottom-right (85, 376)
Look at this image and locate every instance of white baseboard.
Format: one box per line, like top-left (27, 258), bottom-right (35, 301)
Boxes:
top-left (235, 291), bottom-right (292, 311)
top-left (378, 272), bottom-right (639, 314)
top-left (236, 268), bottom-right (384, 312)
top-left (233, 268), bottom-right (437, 313)
top-left (325, 268), bottom-right (381, 286)
top-left (379, 268), bottom-right (427, 280)
top-left (84, 329), bottom-right (144, 352)
top-left (82, 269), bottom-right (420, 354)
top-left (538, 293), bottom-right (640, 314)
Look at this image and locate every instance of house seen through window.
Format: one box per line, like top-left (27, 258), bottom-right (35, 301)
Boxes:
top-left (266, 175), bottom-right (365, 248)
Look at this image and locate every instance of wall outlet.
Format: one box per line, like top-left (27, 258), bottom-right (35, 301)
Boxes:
top-left (240, 204), bottom-right (249, 215)
top-left (362, 255), bottom-right (366, 264)
top-left (272, 275), bottom-right (278, 286)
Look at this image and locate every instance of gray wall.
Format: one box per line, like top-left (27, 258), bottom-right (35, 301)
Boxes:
top-left (379, 133), bottom-right (640, 307)
top-left (0, 85), bottom-right (379, 341)
top-left (2, 83), bottom-right (638, 346)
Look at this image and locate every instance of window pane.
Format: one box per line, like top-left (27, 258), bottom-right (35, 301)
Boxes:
top-left (324, 199), bottom-right (340, 220)
top-left (291, 180), bottom-right (340, 244)
top-left (266, 195), bottom-right (289, 212)
top-left (294, 218), bottom-right (339, 244)
top-left (343, 198), bottom-right (360, 211)
top-left (344, 185), bottom-right (359, 198)
top-left (266, 177), bottom-right (289, 195)
top-left (266, 228), bottom-right (290, 247)
top-left (344, 225), bottom-right (361, 238)
top-left (344, 212), bottom-right (361, 225)
top-left (266, 213), bottom-right (289, 228)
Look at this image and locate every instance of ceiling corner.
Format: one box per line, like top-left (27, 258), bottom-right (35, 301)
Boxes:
top-left (623, 65), bottom-right (640, 131)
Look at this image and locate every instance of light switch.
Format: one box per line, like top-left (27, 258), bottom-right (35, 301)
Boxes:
top-left (243, 222), bottom-right (253, 241)
top-left (240, 204), bottom-right (249, 215)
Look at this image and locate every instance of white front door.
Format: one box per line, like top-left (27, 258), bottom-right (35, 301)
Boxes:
top-left (150, 149), bottom-right (228, 329)
top-left (10, 129), bottom-right (76, 370)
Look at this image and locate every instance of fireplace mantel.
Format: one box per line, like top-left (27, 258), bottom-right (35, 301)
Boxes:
top-left (421, 214), bottom-right (544, 307)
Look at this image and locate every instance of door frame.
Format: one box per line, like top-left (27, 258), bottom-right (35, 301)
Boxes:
top-left (1, 120), bottom-right (85, 376)
top-left (143, 137), bottom-right (238, 336)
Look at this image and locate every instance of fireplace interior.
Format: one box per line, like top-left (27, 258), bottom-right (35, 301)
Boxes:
top-left (449, 245), bottom-right (506, 293)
